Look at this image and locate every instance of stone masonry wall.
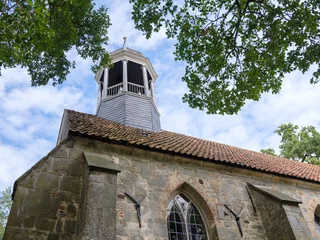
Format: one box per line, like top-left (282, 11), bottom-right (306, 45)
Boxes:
top-left (4, 139), bottom-right (85, 240)
top-left (72, 137), bottom-right (320, 240)
top-left (249, 189), bottom-right (296, 240)
top-left (79, 168), bottom-right (118, 240)
top-left (5, 136), bottom-right (320, 240)
top-left (76, 158), bottom-right (89, 238)
top-left (283, 204), bottom-right (313, 239)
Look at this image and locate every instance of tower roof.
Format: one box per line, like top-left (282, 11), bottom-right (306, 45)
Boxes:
top-left (95, 47), bottom-right (157, 83)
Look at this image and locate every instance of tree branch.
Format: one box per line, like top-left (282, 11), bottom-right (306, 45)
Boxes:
top-left (302, 154), bottom-right (319, 162)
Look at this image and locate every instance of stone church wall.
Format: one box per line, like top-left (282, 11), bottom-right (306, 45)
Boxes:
top-left (5, 136), bottom-right (320, 240)
top-left (73, 137), bottom-right (320, 240)
top-left (4, 140), bottom-right (85, 240)
top-left (249, 188), bottom-right (298, 240)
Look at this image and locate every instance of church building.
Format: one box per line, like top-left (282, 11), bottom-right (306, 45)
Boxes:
top-left (4, 47), bottom-right (320, 240)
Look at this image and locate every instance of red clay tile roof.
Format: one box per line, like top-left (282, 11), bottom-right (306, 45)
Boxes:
top-left (66, 110), bottom-right (320, 183)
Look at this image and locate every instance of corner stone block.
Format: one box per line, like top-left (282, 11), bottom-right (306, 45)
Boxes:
top-left (35, 173), bottom-right (60, 191)
top-left (23, 215), bottom-right (36, 228)
top-left (24, 189), bottom-right (52, 209)
top-left (216, 225), bottom-right (231, 239)
top-left (78, 154), bottom-right (121, 240)
top-left (51, 158), bottom-right (84, 175)
top-left (284, 205), bottom-right (313, 239)
top-left (81, 171), bottom-right (119, 240)
top-left (64, 219), bottom-right (77, 234)
top-left (6, 206), bottom-right (22, 227)
top-left (59, 175), bottom-right (81, 193)
top-left (34, 217), bottom-right (55, 231)
top-left (53, 145), bottom-right (70, 159)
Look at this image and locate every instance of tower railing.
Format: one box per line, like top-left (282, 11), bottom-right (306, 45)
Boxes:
top-left (128, 82), bottom-right (145, 95)
top-left (107, 83), bottom-right (123, 96)
top-left (106, 82), bottom-right (147, 97)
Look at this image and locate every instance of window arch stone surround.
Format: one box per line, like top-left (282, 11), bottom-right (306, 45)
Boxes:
top-left (165, 182), bottom-right (218, 240)
top-left (167, 193), bottom-right (208, 239)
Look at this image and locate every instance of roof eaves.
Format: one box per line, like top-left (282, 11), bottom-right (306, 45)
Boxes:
top-left (68, 129), bottom-right (320, 184)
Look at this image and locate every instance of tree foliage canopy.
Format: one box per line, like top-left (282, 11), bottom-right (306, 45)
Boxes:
top-left (261, 123), bottom-right (320, 166)
top-left (0, 187), bottom-right (12, 239)
top-left (131, 0), bottom-right (320, 114)
top-left (0, 0), bottom-right (111, 86)
top-left (260, 148), bottom-right (277, 156)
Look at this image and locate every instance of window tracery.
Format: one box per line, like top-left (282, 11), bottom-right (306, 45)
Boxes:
top-left (167, 193), bottom-right (208, 240)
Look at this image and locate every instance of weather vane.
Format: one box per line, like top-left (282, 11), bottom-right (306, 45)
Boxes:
top-left (123, 35), bottom-right (127, 48)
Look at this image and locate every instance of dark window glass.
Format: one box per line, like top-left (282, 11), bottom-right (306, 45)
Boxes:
top-left (315, 213), bottom-right (320, 225)
top-left (187, 203), bottom-right (207, 239)
top-left (169, 222), bottom-right (176, 232)
top-left (315, 205), bottom-right (320, 225)
top-left (167, 202), bottom-right (187, 240)
top-left (169, 233), bottom-right (177, 239)
top-left (177, 233), bottom-right (185, 240)
top-left (315, 205), bottom-right (320, 235)
top-left (167, 194), bottom-right (207, 240)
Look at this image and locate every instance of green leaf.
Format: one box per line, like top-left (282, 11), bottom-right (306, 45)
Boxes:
top-left (0, 0), bottom-right (111, 86)
top-left (131, 0), bottom-right (320, 114)
top-left (0, 187), bottom-right (12, 239)
top-left (273, 123), bottom-right (320, 165)
top-left (261, 148), bottom-right (278, 157)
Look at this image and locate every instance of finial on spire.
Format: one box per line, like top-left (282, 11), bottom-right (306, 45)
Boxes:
top-left (123, 35), bottom-right (127, 49)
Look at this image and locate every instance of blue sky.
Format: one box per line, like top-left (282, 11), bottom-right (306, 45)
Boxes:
top-left (1, 0), bottom-right (320, 191)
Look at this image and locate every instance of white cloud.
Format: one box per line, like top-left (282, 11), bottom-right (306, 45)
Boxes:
top-left (155, 58), bottom-right (320, 154)
top-left (1, 0), bottom-right (320, 192)
top-left (0, 138), bottom-right (52, 188)
top-left (105, 0), bottom-right (170, 52)
top-left (0, 58), bottom-right (96, 190)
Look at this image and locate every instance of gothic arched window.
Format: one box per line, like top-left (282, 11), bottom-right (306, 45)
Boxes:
top-left (167, 193), bottom-right (208, 240)
top-left (315, 205), bottom-right (320, 234)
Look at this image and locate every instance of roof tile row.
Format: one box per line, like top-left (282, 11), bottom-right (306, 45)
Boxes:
top-left (66, 110), bottom-right (320, 183)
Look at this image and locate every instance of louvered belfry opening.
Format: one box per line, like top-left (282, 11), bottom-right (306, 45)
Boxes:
top-left (94, 47), bottom-right (161, 132)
